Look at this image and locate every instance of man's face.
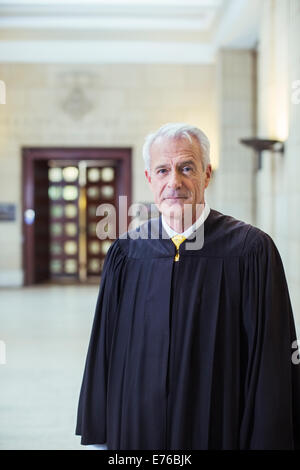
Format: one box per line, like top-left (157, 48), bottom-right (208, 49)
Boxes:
top-left (145, 135), bottom-right (212, 223)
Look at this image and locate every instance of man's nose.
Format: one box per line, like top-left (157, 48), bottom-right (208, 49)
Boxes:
top-left (167, 170), bottom-right (182, 189)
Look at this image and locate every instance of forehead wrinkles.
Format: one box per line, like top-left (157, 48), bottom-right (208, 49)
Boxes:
top-left (151, 136), bottom-right (202, 163)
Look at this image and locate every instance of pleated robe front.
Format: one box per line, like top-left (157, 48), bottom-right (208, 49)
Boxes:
top-left (75, 208), bottom-right (300, 450)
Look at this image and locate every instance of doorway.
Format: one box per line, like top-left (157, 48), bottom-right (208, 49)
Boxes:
top-left (22, 148), bottom-right (132, 286)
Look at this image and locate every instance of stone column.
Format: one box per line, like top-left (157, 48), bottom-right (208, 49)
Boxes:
top-left (213, 49), bottom-right (257, 224)
top-left (257, 0), bottom-right (300, 332)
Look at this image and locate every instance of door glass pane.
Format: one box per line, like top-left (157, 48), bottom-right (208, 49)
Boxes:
top-left (101, 185), bottom-right (114, 199)
top-left (50, 242), bottom-right (62, 255)
top-left (88, 168), bottom-right (101, 183)
top-left (101, 240), bottom-right (112, 254)
top-left (50, 204), bottom-right (64, 218)
top-left (87, 187), bottom-right (101, 199)
top-left (49, 186), bottom-right (62, 200)
top-left (65, 223), bottom-right (77, 237)
top-left (89, 259), bottom-right (101, 272)
top-left (50, 259), bottom-right (62, 273)
top-left (88, 204), bottom-right (98, 217)
top-left (63, 186), bottom-right (78, 201)
top-left (88, 222), bottom-right (97, 236)
top-left (64, 241), bottom-right (77, 255)
top-left (51, 223), bottom-right (63, 236)
top-left (49, 168), bottom-right (62, 183)
top-left (65, 204), bottom-right (77, 218)
top-left (101, 167), bottom-right (114, 182)
top-left (89, 240), bottom-right (101, 254)
top-left (62, 166), bottom-right (78, 182)
top-left (65, 259), bottom-right (77, 273)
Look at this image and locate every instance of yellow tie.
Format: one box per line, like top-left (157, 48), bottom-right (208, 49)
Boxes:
top-left (171, 234), bottom-right (186, 262)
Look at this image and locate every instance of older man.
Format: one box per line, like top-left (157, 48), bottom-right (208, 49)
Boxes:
top-left (76, 123), bottom-right (300, 450)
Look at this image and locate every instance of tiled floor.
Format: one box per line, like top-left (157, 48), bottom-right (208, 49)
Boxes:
top-left (1, 283), bottom-right (299, 450)
top-left (0, 284), bottom-right (101, 450)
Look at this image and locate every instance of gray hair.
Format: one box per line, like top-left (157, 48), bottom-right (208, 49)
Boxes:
top-left (142, 122), bottom-right (210, 172)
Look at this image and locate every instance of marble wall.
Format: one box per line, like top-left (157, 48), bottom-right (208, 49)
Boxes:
top-left (213, 49), bottom-right (257, 224)
top-left (0, 63), bottom-right (217, 285)
top-left (256, 0), bottom-right (300, 332)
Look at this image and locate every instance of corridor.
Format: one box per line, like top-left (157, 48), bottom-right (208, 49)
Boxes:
top-left (0, 284), bottom-right (99, 449)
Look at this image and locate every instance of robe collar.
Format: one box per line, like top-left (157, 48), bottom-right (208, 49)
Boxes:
top-left (160, 201), bottom-right (211, 239)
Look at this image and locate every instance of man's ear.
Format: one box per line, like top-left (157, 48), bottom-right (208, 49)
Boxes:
top-left (204, 164), bottom-right (212, 189)
top-left (145, 169), bottom-right (151, 184)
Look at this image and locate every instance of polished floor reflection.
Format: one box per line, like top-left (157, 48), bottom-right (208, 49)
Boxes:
top-left (0, 284), bottom-right (100, 450)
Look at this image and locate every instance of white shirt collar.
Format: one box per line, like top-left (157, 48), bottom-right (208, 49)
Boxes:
top-left (161, 201), bottom-right (211, 239)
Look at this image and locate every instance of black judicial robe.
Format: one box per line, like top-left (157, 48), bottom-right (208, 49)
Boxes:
top-left (75, 208), bottom-right (300, 450)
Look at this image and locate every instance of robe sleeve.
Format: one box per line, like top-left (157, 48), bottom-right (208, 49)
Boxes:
top-left (75, 239), bottom-right (126, 445)
top-left (240, 229), bottom-right (300, 449)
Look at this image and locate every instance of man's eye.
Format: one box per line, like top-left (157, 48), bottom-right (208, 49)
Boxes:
top-left (182, 166), bottom-right (192, 173)
top-left (158, 169), bottom-right (167, 174)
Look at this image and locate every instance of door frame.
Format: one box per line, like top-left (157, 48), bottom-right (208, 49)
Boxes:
top-left (22, 147), bottom-right (132, 286)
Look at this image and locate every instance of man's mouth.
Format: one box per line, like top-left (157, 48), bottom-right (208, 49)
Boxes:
top-left (164, 196), bottom-right (187, 200)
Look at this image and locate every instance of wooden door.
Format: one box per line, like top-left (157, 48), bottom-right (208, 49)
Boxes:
top-left (85, 164), bottom-right (117, 278)
top-left (34, 160), bottom-right (50, 283)
top-left (48, 163), bottom-right (80, 280)
top-left (22, 148), bottom-right (131, 286)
